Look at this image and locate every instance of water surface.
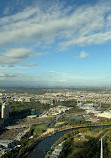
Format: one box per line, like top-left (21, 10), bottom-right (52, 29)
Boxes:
top-left (27, 125), bottom-right (111, 158)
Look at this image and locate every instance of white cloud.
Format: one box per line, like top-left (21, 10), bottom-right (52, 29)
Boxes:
top-left (0, 73), bottom-right (5, 77)
top-left (79, 51), bottom-right (88, 58)
top-left (0, 48), bottom-right (31, 65)
top-left (0, 72), bottom-right (19, 78)
top-left (23, 63), bottom-right (38, 67)
top-left (0, 48), bottom-right (47, 65)
top-left (4, 48), bottom-right (31, 58)
top-left (35, 79), bottom-right (66, 83)
top-left (30, 52), bottom-right (48, 57)
top-left (0, 1), bottom-right (111, 48)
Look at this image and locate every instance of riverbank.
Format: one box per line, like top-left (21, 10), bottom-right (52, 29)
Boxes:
top-left (2, 122), bottom-right (110, 158)
top-left (45, 127), bottom-right (111, 158)
top-left (25, 123), bottom-right (111, 158)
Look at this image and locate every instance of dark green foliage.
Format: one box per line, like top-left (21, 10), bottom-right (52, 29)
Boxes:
top-left (73, 137), bottom-right (100, 158)
top-left (9, 101), bottom-right (50, 114)
top-left (85, 135), bottom-right (92, 140)
top-left (8, 101), bottom-right (50, 123)
top-left (33, 124), bottom-right (48, 136)
top-left (59, 131), bottom-right (75, 158)
top-left (1, 148), bottom-right (19, 158)
top-left (58, 117), bottom-right (92, 127)
top-left (58, 129), bottom-right (109, 158)
top-left (18, 146), bottom-right (27, 158)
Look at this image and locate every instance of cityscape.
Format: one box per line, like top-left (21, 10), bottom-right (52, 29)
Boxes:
top-left (0, 87), bottom-right (111, 157)
top-left (1, 0), bottom-right (111, 158)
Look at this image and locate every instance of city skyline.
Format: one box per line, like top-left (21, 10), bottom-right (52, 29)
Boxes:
top-left (0, 0), bottom-right (111, 87)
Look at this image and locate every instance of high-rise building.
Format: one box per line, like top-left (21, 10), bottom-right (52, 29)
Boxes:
top-left (50, 99), bottom-right (56, 105)
top-left (1, 103), bottom-right (9, 120)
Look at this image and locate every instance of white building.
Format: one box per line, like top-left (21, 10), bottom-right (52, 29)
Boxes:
top-left (97, 111), bottom-right (111, 119)
top-left (0, 140), bottom-right (16, 148)
top-left (1, 103), bottom-right (9, 120)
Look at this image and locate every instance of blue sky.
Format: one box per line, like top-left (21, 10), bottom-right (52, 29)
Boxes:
top-left (0, 0), bottom-right (111, 87)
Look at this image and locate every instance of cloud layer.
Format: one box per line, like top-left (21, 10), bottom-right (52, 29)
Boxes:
top-left (0, 48), bottom-right (31, 65)
top-left (79, 51), bottom-right (88, 58)
top-left (1, 0), bottom-right (111, 87)
top-left (0, 48), bottom-right (47, 65)
top-left (0, 1), bottom-right (111, 48)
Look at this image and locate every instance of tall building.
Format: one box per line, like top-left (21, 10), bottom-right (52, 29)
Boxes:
top-left (50, 99), bottom-right (55, 105)
top-left (1, 103), bottom-right (9, 120)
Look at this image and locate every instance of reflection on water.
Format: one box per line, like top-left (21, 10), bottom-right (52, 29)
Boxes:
top-left (27, 129), bottom-right (72, 158)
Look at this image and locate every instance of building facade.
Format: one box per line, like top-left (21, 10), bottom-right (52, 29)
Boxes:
top-left (1, 103), bottom-right (9, 120)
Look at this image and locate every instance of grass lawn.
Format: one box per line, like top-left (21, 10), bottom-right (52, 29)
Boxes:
top-left (33, 123), bottom-right (48, 136)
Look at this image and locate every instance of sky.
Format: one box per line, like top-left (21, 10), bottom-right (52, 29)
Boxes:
top-left (0, 0), bottom-right (111, 87)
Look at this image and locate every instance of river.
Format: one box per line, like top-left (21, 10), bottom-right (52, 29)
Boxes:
top-left (26, 125), bottom-right (111, 158)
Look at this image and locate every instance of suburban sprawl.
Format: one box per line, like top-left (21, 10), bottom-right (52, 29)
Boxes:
top-left (0, 87), bottom-right (111, 158)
